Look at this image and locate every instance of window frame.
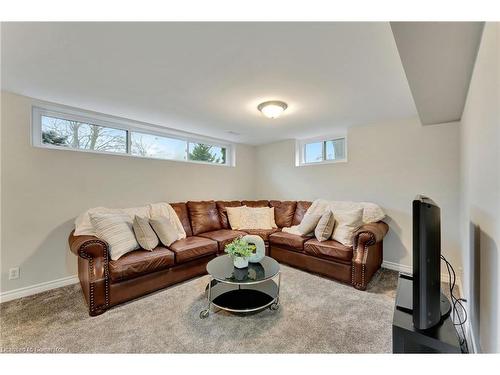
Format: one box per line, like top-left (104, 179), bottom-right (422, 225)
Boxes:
top-left (295, 135), bottom-right (348, 166)
top-left (32, 105), bottom-right (235, 167)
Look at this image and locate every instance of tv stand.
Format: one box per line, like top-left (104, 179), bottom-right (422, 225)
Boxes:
top-left (396, 273), bottom-right (452, 321)
top-left (392, 274), bottom-right (461, 353)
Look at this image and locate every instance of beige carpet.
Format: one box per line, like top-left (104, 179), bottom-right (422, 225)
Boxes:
top-left (0, 265), bottom-right (398, 353)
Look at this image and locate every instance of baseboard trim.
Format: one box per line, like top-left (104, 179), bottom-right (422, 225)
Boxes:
top-left (382, 261), bottom-right (463, 297)
top-left (382, 260), bottom-right (412, 274)
top-left (0, 275), bottom-right (79, 303)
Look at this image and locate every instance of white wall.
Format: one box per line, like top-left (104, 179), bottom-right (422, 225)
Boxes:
top-left (254, 118), bottom-right (462, 271)
top-left (0, 91), bottom-right (256, 293)
top-left (460, 22), bottom-right (500, 353)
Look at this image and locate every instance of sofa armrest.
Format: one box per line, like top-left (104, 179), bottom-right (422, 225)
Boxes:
top-left (351, 221), bottom-right (388, 290)
top-left (353, 221), bottom-right (389, 249)
top-left (69, 230), bottom-right (109, 259)
top-left (68, 230), bottom-right (110, 316)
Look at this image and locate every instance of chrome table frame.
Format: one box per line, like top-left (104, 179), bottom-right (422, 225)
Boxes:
top-left (200, 270), bottom-right (281, 318)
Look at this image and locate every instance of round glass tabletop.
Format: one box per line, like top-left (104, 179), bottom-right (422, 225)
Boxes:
top-left (206, 255), bottom-right (280, 284)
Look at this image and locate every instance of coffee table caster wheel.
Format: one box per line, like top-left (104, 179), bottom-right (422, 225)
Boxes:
top-left (200, 310), bottom-right (209, 319)
top-left (270, 302), bottom-right (280, 311)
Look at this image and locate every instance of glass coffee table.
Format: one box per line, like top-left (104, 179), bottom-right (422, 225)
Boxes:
top-left (199, 255), bottom-right (281, 318)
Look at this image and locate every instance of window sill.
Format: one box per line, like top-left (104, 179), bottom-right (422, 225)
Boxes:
top-left (33, 143), bottom-right (234, 167)
top-left (296, 159), bottom-right (347, 167)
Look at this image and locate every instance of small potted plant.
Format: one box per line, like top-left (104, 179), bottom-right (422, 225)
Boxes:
top-left (224, 237), bottom-right (256, 269)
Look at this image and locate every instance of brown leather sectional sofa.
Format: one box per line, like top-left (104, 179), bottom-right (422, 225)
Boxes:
top-left (69, 200), bottom-right (389, 316)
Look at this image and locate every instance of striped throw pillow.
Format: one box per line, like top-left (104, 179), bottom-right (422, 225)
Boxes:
top-left (90, 213), bottom-right (140, 260)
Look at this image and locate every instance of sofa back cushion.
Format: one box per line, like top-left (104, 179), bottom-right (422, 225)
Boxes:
top-left (170, 202), bottom-right (193, 237)
top-left (216, 201), bottom-right (242, 229)
top-left (292, 201), bottom-right (312, 225)
top-left (187, 201), bottom-right (222, 235)
top-left (241, 200), bottom-right (269, 208)
top-left (270, 200), bottom-right (297, 228)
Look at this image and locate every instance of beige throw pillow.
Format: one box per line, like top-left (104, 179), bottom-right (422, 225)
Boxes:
top-left (226, 206), bottom-right (247, 229)
top-left (269, 207), bottom-right (278, 228)
top-left (315, 211), bottom-right (335, 242)
top-left (331, 208), bottom-right (364, 247)
top-left (90, 213), bottom-right (140, 260)
top-left (296, 214), bottom-right (322, 235)
top-left (238, 207), bottom-right (273, 230)
top-left (150, 216), bottom-right (181, 247)
top-left (249, 207), bottom-right (277, 228)
top-left (133, 215), bottom-right (159, 251)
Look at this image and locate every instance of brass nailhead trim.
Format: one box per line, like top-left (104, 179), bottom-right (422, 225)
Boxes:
top-left (79, 240), bottom-right (109, 315)
top-left (351, 232), bottom-right (376, 289)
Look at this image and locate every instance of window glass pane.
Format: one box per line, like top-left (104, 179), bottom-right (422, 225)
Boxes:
top-left (131, 132), bottom-right (187, 160)
top-left (41, 115), bottom-right (126, 153)
top-left (325, 138), bottom-right (346, 160)
top-left (188, 143), bottom-right (226, 164)
top-left (304, 142), bottom-right (323, 163)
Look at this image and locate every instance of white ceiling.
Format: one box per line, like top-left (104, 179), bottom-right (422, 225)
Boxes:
top-left (1, 22), bottom-right (418, 145)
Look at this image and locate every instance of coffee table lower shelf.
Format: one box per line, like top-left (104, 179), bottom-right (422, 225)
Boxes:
top-left (200, 279), bottom-right (280, 318)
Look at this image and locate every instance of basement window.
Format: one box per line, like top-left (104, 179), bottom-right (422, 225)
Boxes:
top-left (32, 106), bottom-right (234, 166)
top-left (296, 136), bottom-right (347, 166)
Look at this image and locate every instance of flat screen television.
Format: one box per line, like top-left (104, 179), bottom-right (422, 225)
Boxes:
top-left (412, 195), bottom-right (443, 330)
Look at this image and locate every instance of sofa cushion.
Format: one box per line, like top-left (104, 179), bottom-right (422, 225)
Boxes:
top-left (170, 202), bottom-right (192, 237)
top-left (198, 229), bottom-right (247, 253)
top-left (304, 238), bottom-right (353, 262)
top-left (240, 228), bottom-right (280, 241)
top-left (169, 236), bottom-right (218, 264)
top-left (216, 201), bottom-right (242, 229)
top-left (270, 200), bottom-right (297, 228)
top-left (109, 246), bottom-right (175, 282)
top-left (292, 201), bottom-right (312, 225)
top-left (241, 200), bottom-right (269, 208)
top-left (187, 201), bottom-right (222, 235)
top-left (269, 231), bottom-right (311, 252)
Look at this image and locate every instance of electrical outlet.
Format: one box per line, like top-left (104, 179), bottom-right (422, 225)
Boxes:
top-left (8, 267), bottom-right (20, 280)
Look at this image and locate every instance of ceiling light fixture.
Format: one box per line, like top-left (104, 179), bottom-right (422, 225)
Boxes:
top-left (257, 100), bottom-right (288, 119)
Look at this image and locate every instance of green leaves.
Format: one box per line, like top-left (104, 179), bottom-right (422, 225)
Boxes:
top-left (224, 237), bottom-right (255, 258)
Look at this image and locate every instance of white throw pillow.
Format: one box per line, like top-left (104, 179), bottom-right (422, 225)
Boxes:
top-left (90, 213), bottom-right (140, 260)
top-left (329, 201), bottom-right (385, 224)
top-left (315, 211), bottom-right (336, 242)
top-left (238, 207), bottom-right (274, 230)
top-left (148, 202), bottom-right (187, 239)
top-left (331, 208), bottom-right (364, 247)
top-left (150, 216), bottom-right (181, 247)
top-left (245, 206), bottom-right (276, 228)
top-left (75, 205), bottom-right (150, 236)
top-left (296, 213), bottom-right (322, 235)
top-left (226, 206), bottom-right (247, 230)
top-left (133, 215), bottom-right (159, 251)
top-left (269, 207), bottom-right (278, 229)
